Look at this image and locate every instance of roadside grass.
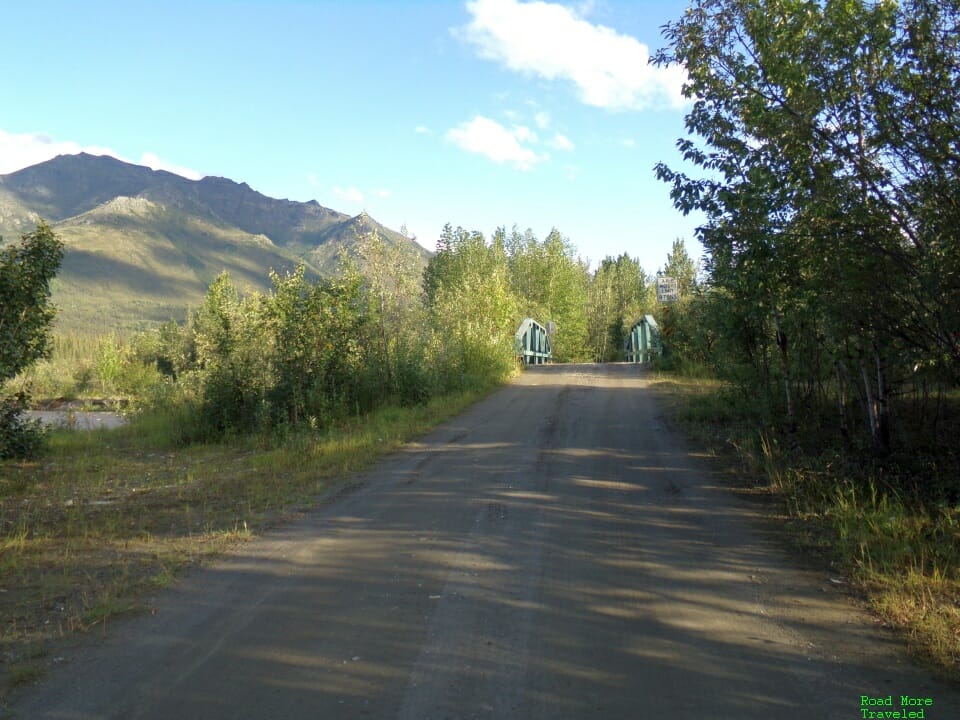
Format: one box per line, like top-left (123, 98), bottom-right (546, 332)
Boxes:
top-left (0, 384), bottom-right (493, 696)
top-left (650, 373), bottom-right (960, 682)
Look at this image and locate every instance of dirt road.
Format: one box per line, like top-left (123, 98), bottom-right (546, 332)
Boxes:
top-left (10, 365), bottom-right (960, 719)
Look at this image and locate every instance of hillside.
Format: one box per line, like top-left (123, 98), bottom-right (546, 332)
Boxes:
top-left (0, 153), bottom-right (429, 333)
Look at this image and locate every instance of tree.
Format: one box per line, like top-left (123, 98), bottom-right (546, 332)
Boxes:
top-left (191, 273), bottom-right (271, 436)
top-left (662, 239), bottom-right (698, 300)
top-left (183, 266), bottom-right (371, 438)
top-left (587, 261), bottom-right (617, 362)
top-left (505, 227), bottom-right (590, 362)
top-left (587, 254), bottom-right (650, 362)
top-left (424, 225), bottom-right (519, 388)
top-left (349, 228), bottom-right (429, 404)
top-left (0, 221), bottom-right (65, 458)
top-left (654, 0), bottom-right (960, 452)
top-left (538, 229), bottom-right (590, 362)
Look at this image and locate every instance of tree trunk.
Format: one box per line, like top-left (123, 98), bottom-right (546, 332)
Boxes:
top-left (859, 355), bottom-right (878, 445)
top-left (835, 360), bottom-right (849, 439)
top-left (874, 344), bottom-right (891, 454)
top-left (859, 348), bottom-right (890, 455)
top-left (771, 306), bottom-right (794, 426)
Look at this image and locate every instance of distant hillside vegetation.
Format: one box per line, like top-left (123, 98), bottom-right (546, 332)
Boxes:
top-left (0, 153), bottom-right (429, 334)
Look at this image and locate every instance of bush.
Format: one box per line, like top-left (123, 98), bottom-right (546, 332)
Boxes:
top-left (0, 392), bottom-right (47, 459)
top-left (1, 222), bottom-right (64, 457)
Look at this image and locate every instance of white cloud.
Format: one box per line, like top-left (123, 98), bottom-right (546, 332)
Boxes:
top-left (620, 137), bottom-right (638, 148)
top-left (315, 178), bottom-right (387, 205)
top-left (512, 124), bottom-right (538, 143)
top-left (333, 186), bottom-right (365, 204)
top-left (0, 128), bottom-right (202, 179)
top-left (139, 152), bottom-right (202, 180)
top-left (414, 125), bottom-right (431, 134)
top-left (548, 132), bottom-right (574, 151)
top-left (458, 0), bottom-right (687, 111)
top-left (534, 111), bottom-right (551, 129)
top-left (0, 128), bottom-right (121, 174)
top-left (445, 115), bottom-right (543, 170)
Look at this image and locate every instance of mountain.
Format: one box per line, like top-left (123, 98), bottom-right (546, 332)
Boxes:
top-left (0, 153), bottom-right (429, 334)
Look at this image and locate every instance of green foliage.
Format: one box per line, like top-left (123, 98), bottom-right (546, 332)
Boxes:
top-left (425, 222), bottom-right (597, 375)
top-left (169, 267), bottom-right (371, 439)
top-left (348, 229), bottom-right (431, 406)
top-left (505, 227), bottom-right (591, 362)
top-left (125, 240), bottom-right (486, 440)
top-left (538, 230), bottom-right (590, 362)
top-left (2, 216), bottom-right (626, 445)
top-left (656, 286), bottom-right (720, 373)
top-left (0, 222), bottom-right (64, 458)
top-left (662, 238), bottom-right (698, 301)
top-left (0, 392), bottom-right (46, 459)
top-left (265, 266), bottom-right (367, 424)
top-left (654, 0), bottom-right (960, 453)
top-left (194, 277), bottom-right (272, 437)
top-left (95, 334), bottom-right (125, 393)
top-left (0, 222), bottom-right (65, 383)
top-left (425, 224), bottom-right (519, 389)
top-left (587, 253), bottom-right (652, 362)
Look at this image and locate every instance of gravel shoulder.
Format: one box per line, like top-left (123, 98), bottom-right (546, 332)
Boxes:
top-left (8, 364), bottom-right (960, 719)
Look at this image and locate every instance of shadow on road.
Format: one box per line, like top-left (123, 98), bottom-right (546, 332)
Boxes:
top-left (11, 364), bottom-right (959, 719)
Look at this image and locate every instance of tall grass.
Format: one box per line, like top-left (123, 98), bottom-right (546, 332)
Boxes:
top-left (4, 330), bottom-right (152, 403)
top-left (652, 373), bottom-right (960, 679)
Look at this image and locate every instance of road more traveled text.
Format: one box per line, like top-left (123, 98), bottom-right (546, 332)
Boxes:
top-left (860, 695), bottom-right (934, 719)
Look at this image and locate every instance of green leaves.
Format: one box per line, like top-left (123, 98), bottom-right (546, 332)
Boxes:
top-left (587, 253), bottom-right (652, 362)
top-left (0, 221), bottom-right (64, 458)
top-left (424, 224), bottom-right (519, 384)
top-left (0, 222), bottom-right (65, 384)
top-left (656, 0), bottom-right (960, 448)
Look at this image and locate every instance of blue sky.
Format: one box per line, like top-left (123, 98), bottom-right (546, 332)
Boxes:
top-left (2, 0), bottom-right (703, 274)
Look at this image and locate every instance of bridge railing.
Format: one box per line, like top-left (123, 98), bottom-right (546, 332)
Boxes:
top-left (515, 317), bottom-right (552, 365)
top-left (625, 315), bottom-right (660, 364)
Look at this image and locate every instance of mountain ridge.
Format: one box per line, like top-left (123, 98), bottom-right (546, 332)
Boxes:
top-left (0, 153), bottom-right (429, 334)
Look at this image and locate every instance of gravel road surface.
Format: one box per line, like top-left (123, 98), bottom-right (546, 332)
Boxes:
top-left (10, 364), bottom-right (960, 719)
